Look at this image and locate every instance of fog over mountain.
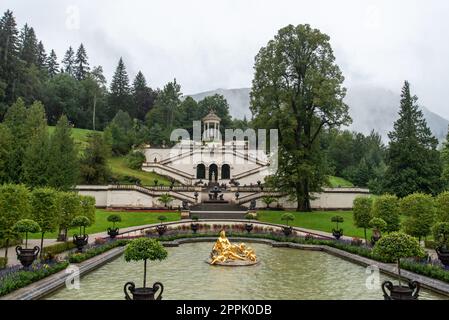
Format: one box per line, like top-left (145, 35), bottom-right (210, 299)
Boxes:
top-left (188, 86), bottom-right (449, 142)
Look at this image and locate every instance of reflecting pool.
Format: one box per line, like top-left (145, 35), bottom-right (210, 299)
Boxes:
top-left (46, 242), bottom-right (445, 300)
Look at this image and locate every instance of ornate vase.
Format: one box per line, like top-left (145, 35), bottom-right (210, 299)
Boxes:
top-left (436, 247), bottom-right (449, 267)
top-left (332, 229), bottom-right (343, 240)
top-left (124, 281), bottom-right (164, 300)
top-left (156, 225), bottom-right (167, 236)
top-left (245, 223), bottom-right (253, 233)
top-left (282, 226), bottom-right (293, 236)
top-left (73, 235), bottom-right (89, 252)
top-left (190, 223), bottom-right (199, 234)
top-left (107, 228), bottom-right (119, 239)
top-left (16, 246), bottom-right (40, 268)
top-left (382, 280), bottom-right (420, 300)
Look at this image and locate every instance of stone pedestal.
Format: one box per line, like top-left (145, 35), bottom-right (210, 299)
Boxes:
top-left (181, 210), bottom-right (190, 219)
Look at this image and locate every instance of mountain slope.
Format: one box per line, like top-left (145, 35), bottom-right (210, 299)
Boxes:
top-left (188, 86), bottom-right (449, 141)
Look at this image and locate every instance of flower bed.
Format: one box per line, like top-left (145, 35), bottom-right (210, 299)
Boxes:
top-left (67, 239), bottom-right (128, 264)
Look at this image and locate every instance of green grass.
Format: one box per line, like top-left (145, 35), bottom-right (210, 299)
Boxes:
top-left (108, 157), bottom-right (171, 186)
top-left (48, 126), bottom-right (100, 150)
top-left (257, 210), bottom-right (370, 239)
top-left (29, 209), bottom-right (181, 239)
top-left (327, 176), bottom-right (354, 188)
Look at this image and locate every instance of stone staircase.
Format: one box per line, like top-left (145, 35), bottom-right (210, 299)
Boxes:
top-left (189, 202), bottom-right (248, 219)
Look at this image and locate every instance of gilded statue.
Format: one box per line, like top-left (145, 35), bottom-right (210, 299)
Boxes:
top-left (209, 230), bottom-right (258, 265)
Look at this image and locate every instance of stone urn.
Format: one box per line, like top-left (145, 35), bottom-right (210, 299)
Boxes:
top-left (382, 280), bottom-right (420, 300)
top-left (245, 223), bottom-right (253, 233)
top-left (371, 234), bottom-right (381, 246)
top-left (332, 229), bottom-right (343, 240)
top-left (190, 223), bottom-right (199, 234)
top-left (124, 281), bottom-right (164, 300)
top-left (73, 234), bottom-right (89, 252)
top-left (16, 246), bottom-right (40, 268)
top-left (156, 225), bottom-right (167, 237)
top-left (282, 226), bottom-right (293, 236)
top-left (436, 246), bottom-right (449, 267)
top-left (107, 228), bottom-right (120, 239)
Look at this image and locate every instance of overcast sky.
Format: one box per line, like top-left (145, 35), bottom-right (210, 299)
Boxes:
top-left (2, 0), bottom-right (449, 118)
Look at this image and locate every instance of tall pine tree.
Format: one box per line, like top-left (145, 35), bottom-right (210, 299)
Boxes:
top-left (132, 71), bottom-right (155, 121)
top-left (74, 43), bottom-right (89, 80)
top-left (47, 49), bottom-right (59, 77)
top-left (108, 57), bottom-right (131, 118)
top-left (441, 127), bottom-right (449, 189)
top-left (62, 46), bottom-right (75, 76)
top-left (36, 41), bottom-right (47, 70)
top-left (383, 81), bottom-right (443, 197)
top-left (19, 24), bottom-right (38, 66)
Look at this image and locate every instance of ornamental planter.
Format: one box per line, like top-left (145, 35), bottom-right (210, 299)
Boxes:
top-left (73, 235), bottom-right (89, 252)
top-left (107, 228), bottom-right (120, 239)
top-left (371, 234), bottom-right (381, 246)
top-left (15, 246), bottom-right (40, 268)
top-left (282, 226), bottom-right (293, 236)
top-left (332, 229), bottom-right (343, 240)
top-left (124, 281), bottom-right (164, 300)
top-left (381, 280), bottom-right (420, 300)
top-left (436, 247), bottom-right (449, 267)
top-left (245, 224), bottom-right (254, 233)
top-left (190, 223), bottom-right (199, 234)
top-left (156, 225), bottom-right (167, 237)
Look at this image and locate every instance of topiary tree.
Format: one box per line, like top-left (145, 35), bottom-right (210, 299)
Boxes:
top-left (353, 196), bottom-right (373, 244)
top-left (261, 196), bottom-right (276, 209)
top-left (158, 215), bottom-right (167, 225)
top-left (432, 222), bottom-right (449, 249)
top-left (57, 191), bottom-right (82, 241)
top-left (0, 184), bottom-right (31, 259)
top-left (373, 232), bottom-right (425, 286)
top-left (158, 194), bottom-right (173, 208)
top-left (331, 215), bottom-right (344, 231)
top-left (372, 194), bottom-right (400, 233)
top-left (107, 214), bottom-right (122, 229)
top-left (435, 191), bottom-right (449, 223)
top-left (79, 195), bottom-right (96, 225)
top-left (281, 213), bottom-right (294, 227)
top-left (124, 238), bottom-right (168, 288)
top-left (370, 217), bottom-right (387, 233)
top-left (31, 187), bottom-right (60, 258)
top-left (12, 219), bottom-right (41, 249)
top-left (400, 193), bottom-right (435, 241)
top-left (71, 216), bottom-right (91, 237)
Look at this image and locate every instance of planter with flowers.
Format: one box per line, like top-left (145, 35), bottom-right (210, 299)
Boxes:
top-left (13, 219), bottom-right (41, 268)
top-left (280, 213), bottom-right (294, 236)
top-left (331, 216), bottom-right (344, 240)
top-left (71, 216), bottom-right (90, 252)
top-left (107, 214), bottom-right (122, 238)
top-left (432, 222), bottom-right (449, 266)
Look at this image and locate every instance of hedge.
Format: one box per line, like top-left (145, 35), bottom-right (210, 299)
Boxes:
top-left (68, 240), bottom-right (128, 263)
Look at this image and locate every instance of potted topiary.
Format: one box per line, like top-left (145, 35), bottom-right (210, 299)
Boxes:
top-left (244, 213), bottom-right (257, 233)
top-left (281, 213), bottom-right (294, 236)
top-left (331, 216), bottom-right (344, 240)
top-left (124, 238), bottom-right (168, 300)
top-left (71, 216), bottom-right (90, 252)
top-left (156, 215), bottom-right (167, 236)
top-left (433, 222), bottom-right (449, 266)
top-left (370, 217), bottom-right (387, 246)
top-left (190, 215), bottom-right (200, 234)
top-left (13, 219), bottom-right (41, 268)
top-left (107, 214), bottom-right (122, 238)
top-left (373, 232), bottom-right (425, 300)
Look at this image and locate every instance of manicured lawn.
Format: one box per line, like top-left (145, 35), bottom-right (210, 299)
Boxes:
top-left (327, 176), bottom-right (354, 188)
top-left (48, 126), bottom-right (100, 150)
top-left (29, 209), bottom-right (181, 239)
top-left (257, 210), bottom-right (371, 239)
top-left (108, 157), bottom-right (171, 186)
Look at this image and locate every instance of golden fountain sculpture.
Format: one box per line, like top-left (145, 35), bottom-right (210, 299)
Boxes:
top-left (208, 230), bottom-right (258, 266)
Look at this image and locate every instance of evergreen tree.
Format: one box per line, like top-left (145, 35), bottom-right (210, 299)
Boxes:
top-left (441, 127), bottom-right (449, 189)
top-left (19, 24), bottom-right (38, 65)
top-left (0, 10), bottom-right (20, 104)
top-left (3, 98), bottom-right (28, 182)
top-left (79, 133), bottom-right (111, 184)
top-left (36, 41), bottom-right (47, 70)
top-left (47, 115), bottom-right (79, 190)
top-left (108, 57), bottom-right (131, 118)
top-left (383, 81), bottom-right (443, 197)
top-left (0, 124), bottom-right (12, 183)
top-left (132, 71), bottom-right (155, 121)
top-left (62, 46), bottom-right (75, 76)
top-left (47, 49), bottom-right (59, 78)
top-left (22, 101), bottom-right (50, 187)
top-left (74, 43), bottom-right (89, 80)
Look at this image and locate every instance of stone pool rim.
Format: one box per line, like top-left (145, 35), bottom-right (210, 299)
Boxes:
top-left (2, 237), bottom-right (449, 300)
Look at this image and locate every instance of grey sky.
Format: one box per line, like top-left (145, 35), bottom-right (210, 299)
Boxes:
top-left (2, 0), bottom-right (449, 118)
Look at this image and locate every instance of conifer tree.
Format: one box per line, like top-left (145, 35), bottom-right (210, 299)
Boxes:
top-left (132, 71), bottom-right (155, 121)
top-left (108, 57), bottom-right (131, 118)
top-left (74, 43), bottom-right (89, 80)
top-left (441, 127), bottom-right (449, 189)
top-left (62, 46), bottom-right (75, 76)
top-left (36, 41), bottom-right (47, 70)
top-left (383, 81), bottom-right (443, 196)
top-left (47, 49), bottom-right (59, 77)
top-left (19, 24), bottom-right (38, 65)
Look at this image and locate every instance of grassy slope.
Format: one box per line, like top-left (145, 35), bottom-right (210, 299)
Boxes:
top-left (327, 176), bottom-right (354, 188)
top-left (108, 157), bottom-right (171, 186)
top-left (257, 210), bottom-right (369, 239)
top-left (30, 209), bottom-right (181, 239)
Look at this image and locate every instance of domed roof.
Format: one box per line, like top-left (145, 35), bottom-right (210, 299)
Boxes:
top-left (202, 110), bottom-right (221, 122)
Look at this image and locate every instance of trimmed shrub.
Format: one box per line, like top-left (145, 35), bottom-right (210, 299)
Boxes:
top-left (435, 191), bottom-right (449, 223)
top-left (372, 194), bottom-right (400, 233)
top-left (400, 193), bottom-right (435, 240)
top-left (353, 196), bottom-right (373, 242)
top-left (125, 150), bottom-right (146, 170)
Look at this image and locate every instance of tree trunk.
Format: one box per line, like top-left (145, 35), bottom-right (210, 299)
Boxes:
top-left (40, 232), bottom-right (45, 258)
top-left (143, 259), bottom-right (147, 288)
top-left (364, 228), bottom-right (367, 244)
top-left (4, 238), bottom-right (9, 260)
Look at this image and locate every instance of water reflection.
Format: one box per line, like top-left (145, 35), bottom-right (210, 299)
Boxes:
top-left (46, 242), bottom-right (445, 300)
